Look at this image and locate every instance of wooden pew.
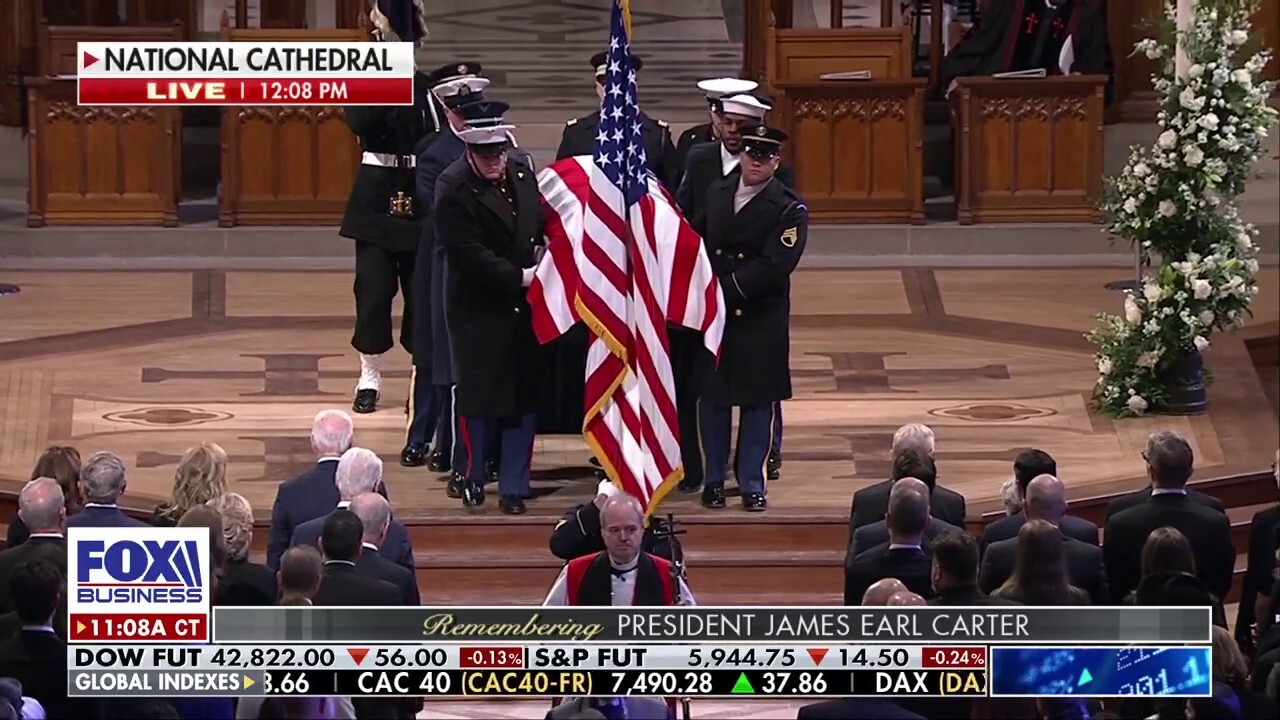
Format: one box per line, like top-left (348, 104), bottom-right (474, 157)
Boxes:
top-left (773, 77), bottom-right (927, 223)
top-left (26, 23), bottom-right (183, 227)
top-left (951, 75), bottom-right (1107, 224)
top-left (217, 17), bottom-right (363, 226)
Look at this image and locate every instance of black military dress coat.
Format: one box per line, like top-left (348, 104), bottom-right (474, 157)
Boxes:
top-left (556, 110), bottom-right (679, 191)
top-left (410, 128), bottom-right (465, 383)
top-left (695, 176), bottom-right (808, 407)
top-left (434, 154), bottom-right (545, 418)
top-left (339, 71), bottom-right (439, 253)
top-left (677, 141), bottom-right (795, 229)
top-left (673, 122), bottom-right (713, 186)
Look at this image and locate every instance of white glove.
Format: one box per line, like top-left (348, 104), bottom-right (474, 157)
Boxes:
top-left (521, 267), bottom-right (535, 287)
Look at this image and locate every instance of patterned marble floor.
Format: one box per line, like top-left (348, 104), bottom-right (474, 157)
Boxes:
top-left (0, 268), bottom-right (1275, 521)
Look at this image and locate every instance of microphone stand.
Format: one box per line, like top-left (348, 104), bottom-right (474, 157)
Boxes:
top-left (651, 513), bottom-right (692, 720)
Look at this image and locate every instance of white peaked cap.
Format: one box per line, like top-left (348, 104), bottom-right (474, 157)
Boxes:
top-left (597, 479), bottom-right (620, 498)
top-left (697, 77), bottom-right (759, 99)
top-left (434, 76), bottom-right (490, 99)
top-left (719, 93), bottom-right (771, 119)
top-left (457, 125), bottom-right (516, 145)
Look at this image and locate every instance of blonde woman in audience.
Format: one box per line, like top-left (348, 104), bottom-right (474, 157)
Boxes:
top-left (7, 446), bottom-right (82, 547)
top-left (992, 520), bottom-right (1089, 605)
top-left (206, 492), bottom-right (276, 606)
top-left (1211, 625), bottom-right (1277, 719)
top-left (153, 442), bottom-right (228, 526)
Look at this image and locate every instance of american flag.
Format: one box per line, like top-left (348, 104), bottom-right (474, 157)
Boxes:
top-left (527, 0), bottom-right (724, 517)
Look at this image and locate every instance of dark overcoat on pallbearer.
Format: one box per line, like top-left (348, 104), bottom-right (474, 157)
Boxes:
top-left (556, 110), bottom-right (680, 193)
top-left (677, 140), bottom-right (795, 229)
top-left (673, 122), bottom-right (713, 186)
top-left (434, 153), bottom-right (544, 418)
top-left (695, 175), bottom-right (808, 407)
top-left (411, 128), bottom-right (466, 385)
top-left (340, 71), bottom-right (439, 256)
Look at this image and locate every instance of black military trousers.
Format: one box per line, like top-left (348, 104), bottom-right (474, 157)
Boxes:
top-left (352, 241), bottom-right (415, 356)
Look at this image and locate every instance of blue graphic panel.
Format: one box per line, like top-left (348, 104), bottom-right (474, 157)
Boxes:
top-left (990, 647), bottom-right (1211, 697)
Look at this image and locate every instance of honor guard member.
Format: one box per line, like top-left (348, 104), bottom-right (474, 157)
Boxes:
top-left (673, 77), bottom-right (758, 187)
top-left (556, 52), bottom-right (680, 192)
top-left (676, 91), bottom-right (790, 486)
top-left (341, 0), bottom-right (434, 414)
top-left (402, 64), bottom-right (489, 470)
top-left (692, 125), bottom-right (806, 512)
top-left (434, 99), bottom-right (544, 514)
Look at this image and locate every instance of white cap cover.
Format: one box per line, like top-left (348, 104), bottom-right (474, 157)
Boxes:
top-left (457, 125), bottom-right (516, 145)
top-left (434, 76), bottom-right (490, 99)
top-left (719, 93), bottom-right (771, 119)
top-left (597, 479), bottom-right (620, 498)
top-left (697, 77), bottom-right (759, 99)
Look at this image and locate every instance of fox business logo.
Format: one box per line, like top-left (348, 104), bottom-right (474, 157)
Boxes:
top-left (69, 527), bottom-right (210, 609)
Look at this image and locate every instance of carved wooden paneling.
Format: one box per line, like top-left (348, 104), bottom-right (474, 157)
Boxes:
top-left (336, 0), bottom-right (365, 29)
top-left (774, 78), bottom-right (927, 223)
top-left (219, 26), bottom-right (364, 226)
top-left (1108, 1), bottom-right (1279, 122)
top-left (953, 75), bottom-right (1107, 224)
top-left (260, 0), bottom-right (306, 28)
top-left (768, 25), bottom-right (913, 84)
top-left (43, 0), bottom-right (118, 25)
top-left (0, 0), bottom-right (37, 126)
top-left (26, 79), bottom-right (179, 226)
top-left (124, 0), bottom-right (197, 39)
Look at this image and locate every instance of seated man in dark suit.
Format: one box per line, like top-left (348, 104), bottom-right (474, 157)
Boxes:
top-left (1238, 453), bottom-right (1280, 650)
top-left (267, 409), bottom-right (355, 569)
top-left (981, 474), bottom-right (1108, 604)
top-left (930, 530), bottom-right (1017, 606)
top-left (1105, 430), bottom-right (1234, 602)
top-left (845, 478), bottom-right (937, 605)
top-left (848, 423), bottom-right (966, 533)
top-left (349, 492), bottom-right (419, 605)
top-left (849, 451), bottom-right (962, 563)
top-left (0, 478), bottom-right (66, 616)
top-left (980, 449), bottom-right (1098, 554)
top-left (66, 451), bottom-right (149, 530)
top-left (312, 510), bottom-right (401, 607)
top-left (291, 447), bottom-right (414, 572)
top-left (0, 559), bottom-right (98, 719)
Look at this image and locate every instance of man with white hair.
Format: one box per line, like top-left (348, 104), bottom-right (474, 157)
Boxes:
top-left (267, 409), bottom-right (377, 569)
top-left (0, 479), bottom-right (66, 614)
top-left (67, 452), bottom-right (146, 529)
top-left (548, 480), bottom-right (681, 562)
top-left (848, 424), bottom-right (966, 530)
top-left (289, 448), bottom-right (413, 572)
top-left (349, 492), bottom-right (419, 605)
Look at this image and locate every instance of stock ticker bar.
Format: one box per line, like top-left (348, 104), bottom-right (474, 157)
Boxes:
top-left (211, 606), bottom-right (1212, 643)
top-left (69, 668), bottom-right (989, 699)
top-left (69, 643), bottom-right (987, 672)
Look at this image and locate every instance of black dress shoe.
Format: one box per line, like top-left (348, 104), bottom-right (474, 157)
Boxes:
top-left (677, 478), bottom-right (701, 494)
top-left (499, 495), bottom-right (527, 514)
top-left (400, 444), bottom-right (427, 467)
top-left (445, 473), bottom-right (464, 499)
top-left (352, 389), bottom-right (378, 414)
top-left (461, 480), bottom-right (485, 509)
top-left (486, 460), bottom-right (499, 484)
top-left (701, 486), bottom-right (726, 509)
top-left (741, 492), bottom-right (767, 512)
top-left (426, 449), bottom-right (451, 474)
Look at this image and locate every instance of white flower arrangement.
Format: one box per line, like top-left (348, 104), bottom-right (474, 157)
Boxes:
top-left (1091, 0), bottom-right (1276, 417)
